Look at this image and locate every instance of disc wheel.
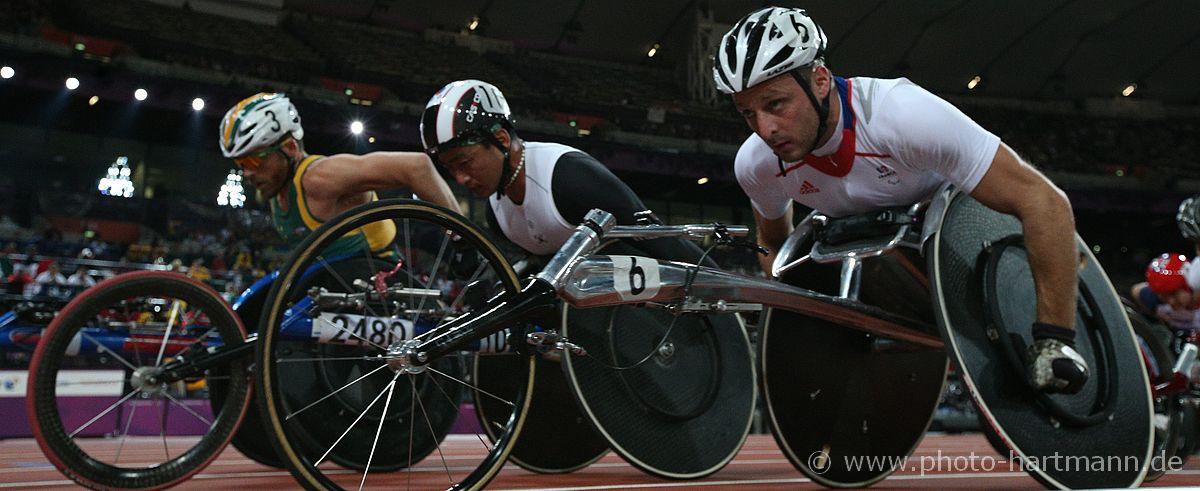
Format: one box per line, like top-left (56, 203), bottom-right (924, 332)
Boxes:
top-left (27, 271), bottom-right (250, 489)
top-left (255, 199), bottom-right (534, 490)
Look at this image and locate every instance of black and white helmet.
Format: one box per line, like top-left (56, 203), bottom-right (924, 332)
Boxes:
top-left (420, 79), bottom-right (514, 158)
top-left (1178, 196), bottom-right (1200, 241)
top-left (713, 7), bottom-right (828, 94)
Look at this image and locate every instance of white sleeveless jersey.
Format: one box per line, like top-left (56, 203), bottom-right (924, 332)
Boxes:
top-left (489, 142), bottom-right (581, 255)
top-left (735, 76), bottom-right (1001, 219)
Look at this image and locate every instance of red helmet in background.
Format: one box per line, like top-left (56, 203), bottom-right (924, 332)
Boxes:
top-left (1146, 253), bottom-right (1191, 296)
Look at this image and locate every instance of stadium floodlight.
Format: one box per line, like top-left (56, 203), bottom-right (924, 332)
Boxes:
top-left (967, 75), bottom-right (981, 90)
top-left (134, 88), bottom-right (148, 101)
top-left (697, 177), bottom-right (709, 185)
top-left (98, 156), bottom-right (136, 198)
top-left (1122, 83), bottom-right (1137, 97)
top-left (217, 170), bottom-right (246, 208)
top-left (192, 97), bottom-right (205, 111)
top-left (647, 43), bottom-right (660, 58)
top-left (0, 66), bottom-right (13, 79)
top-left (350, 121), bottom-right (364, 135)
top-left (65, 77), bottom-right (80, 90)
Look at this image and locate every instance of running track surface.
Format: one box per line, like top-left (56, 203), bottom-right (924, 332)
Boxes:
top-left (2, 433), bottom-right (1198, 489)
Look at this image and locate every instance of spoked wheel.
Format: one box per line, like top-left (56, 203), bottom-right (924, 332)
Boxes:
top-left (27, 271), bottom-right (250, 489)
top-left (256, 199), bottom-right (534, 490)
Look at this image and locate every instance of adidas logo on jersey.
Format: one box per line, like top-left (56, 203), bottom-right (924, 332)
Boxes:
top-left (799, 180), bottom-right (820, 195)
top-left (876, 164), bottom-right (900, 185)
top-left (876, 164), bottom-right (897, 179)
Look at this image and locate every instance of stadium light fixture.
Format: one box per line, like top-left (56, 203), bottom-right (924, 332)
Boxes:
top-left (350, 121), bottom-right (364, 135)
top-left (697, 177), bottom-right (709, 185)
top-left (647, 43), bottom-right (661, 58)
top-left (1122, 83), bottom-right (1136, 97)
top-left (0, 66), bottom-right (13, 79)
top-left (967, 75), bottom-right (981, 90)
top-left (65, 77), bottom-right (80, 90)
top-left (192, 97), bottom-right (205, 111)
top-left (217, 170), bottom-right (246, 208)
top-left (98, 156), bottom-right (136, 198)
top-left (134, 88), bottom-right (148, 101)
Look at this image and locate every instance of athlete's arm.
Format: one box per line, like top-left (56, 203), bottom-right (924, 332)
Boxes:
top-left (303, 152), bottom-right (460, 213)
top-left (751, 208), bottom-right (792, 276)
top-left (969, 143), bottom-right (1077, 329)
top-left (1130, 282), bottom-right (1161, 314)
top-left (551, 152), bottom-right (715, 266)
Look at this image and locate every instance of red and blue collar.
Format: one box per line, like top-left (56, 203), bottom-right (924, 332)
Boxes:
top-left (777, 76), bottom-right (857, 178)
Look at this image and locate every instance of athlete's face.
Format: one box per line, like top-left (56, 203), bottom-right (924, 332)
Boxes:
top-left (239, 141), bottom-right (297, 200)
top-left (438, 130), bottom-right (509, 198)
top-left (732, 67), bottom-right (831, 162)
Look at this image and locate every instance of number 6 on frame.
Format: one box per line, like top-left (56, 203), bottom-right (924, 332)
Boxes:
top-left (610, 255), bottom-right (661, 301)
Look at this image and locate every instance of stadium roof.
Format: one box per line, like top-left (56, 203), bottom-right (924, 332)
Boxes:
top-left (288, 0), bottom-right (1200, 103)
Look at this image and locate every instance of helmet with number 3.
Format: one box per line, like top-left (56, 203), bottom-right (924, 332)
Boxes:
top-left (219, 93), bottom-right (304, 159)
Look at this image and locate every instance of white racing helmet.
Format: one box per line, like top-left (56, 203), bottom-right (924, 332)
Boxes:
top-left (713, 6), bottom-right (827, 94)
top-left (218, 93), bottom-right (304, 158)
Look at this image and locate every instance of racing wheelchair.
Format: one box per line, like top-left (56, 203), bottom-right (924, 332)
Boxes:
top-left (246, 187), bottom-right (1151, 490)
top-left (23, 188), bottom-right (1153, 489)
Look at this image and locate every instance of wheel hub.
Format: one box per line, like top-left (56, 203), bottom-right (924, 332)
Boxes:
top-left (385, 340), bottom-right (426, 375)
top-left (130, 366), bottom-right (167, 394)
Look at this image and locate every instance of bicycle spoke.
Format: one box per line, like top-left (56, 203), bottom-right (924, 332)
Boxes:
top-left (54, 380), bottom-right (131, 387)
top-left (407, 372), bottom-right (416, 490)
top-left (316, 256), bottom-right (382, 319)
top-left (154, 300), bottom-right (184, 367)
top-left (162, 390), bottom-right (213, 427)
top-left (363, 243), bottom-right (394, 319)
top-left (427, 366), bottom-right (515, 408)
top-left (113, 399), bottom-right (139, 464)
top-left (278, 356), bottom-right (385, 363)
top-left (415, 234), bottom-right (450, 316)
top-left (359, 374), bottom-right (399, 491)
top-left (79, 332), bottom-right (138, 372)
top-left (314, 371), bottom-right (399, 467)
top-left (70, 389), bottom-right (140, 438)
top-left (414, 259), bottom-right (489, 343)
top-left (411, 375), bottom-right (455, 486)
top-left (285, 363), bottom-right (390, 421)
top-left (427, 370), bottom-right (492, 450)
top-left (158, 395), bottom-right (170, 459)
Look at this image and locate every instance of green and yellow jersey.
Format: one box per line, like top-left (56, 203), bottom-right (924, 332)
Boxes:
top-left (270, 155), bottom-right (396, 257)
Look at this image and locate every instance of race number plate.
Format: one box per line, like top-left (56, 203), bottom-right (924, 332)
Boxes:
top-left (311, 312), bottom-right (513, 352)
top-left (610, 255), bottom-right (661, 301)
top-left (312, 313), bottom-right (414, 347)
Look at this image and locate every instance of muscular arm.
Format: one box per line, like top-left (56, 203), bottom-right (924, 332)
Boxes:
top-left (551, 152), bottom-right (715, 266)
top-left (969, 143), bottom-right (1077, 328)
top-left (303, 152), bottom-right (460, 215)
top-left (754, 207), bottom-right (793, 276)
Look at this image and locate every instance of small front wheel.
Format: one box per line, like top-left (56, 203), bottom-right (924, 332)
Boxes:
top-left (28, 271), bottom-right (250, 489)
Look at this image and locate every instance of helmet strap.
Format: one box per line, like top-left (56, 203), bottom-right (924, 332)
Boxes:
top-left (489, 130), bottom-right (514, 197)
top-left (791, 69), bottom-right (831, 157)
